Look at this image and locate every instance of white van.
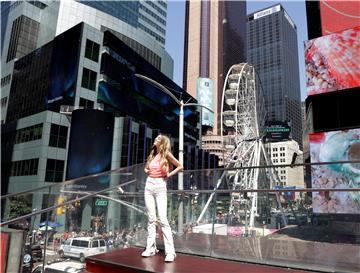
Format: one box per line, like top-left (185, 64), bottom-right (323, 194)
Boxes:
top-left (32, 261), bottom-right (85, 273)
top-left (58, 237), bottom-right (107, 262)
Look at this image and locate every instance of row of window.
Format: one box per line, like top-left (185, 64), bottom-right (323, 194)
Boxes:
top-left (6, 15), bottom-right (39, 63)
top-left (138, 24), bottom-right (165, 45)
top-left (143, 1), bottom-right (167, 17)
top-left (28, 1), bottom-right (47, 9)
top-left (272, 147), bottom-right (285, 151)
top-left (10, 158), bottom-right (39, 176)
top-left (273, 158), bottom-right (286, 163)
top-left (140, 4), bottom-right (166, 26)
top-left (1, 97), bottom-right (8, 108)
top-left (16, 123), bottom-right (43, 144)
top-left (139, 13), bottom-right (165, 35)
top-left (1, 74), bottom-right (11, 87)
top-left (9, 158), bottom-right (65, 182)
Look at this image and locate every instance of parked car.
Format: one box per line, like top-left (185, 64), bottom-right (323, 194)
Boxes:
top-left (58, 237), bottom-right (107, 262)
top-left (32, 260), bottom-right (85, 273)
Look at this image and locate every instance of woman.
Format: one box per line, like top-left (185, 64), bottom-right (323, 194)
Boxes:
top-left (141, 134), bottom-right (183, 262)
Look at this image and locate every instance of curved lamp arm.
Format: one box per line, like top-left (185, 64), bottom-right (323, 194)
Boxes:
top-left (184, 103), bottom-right (214, 113)
top-left (134, 74), bottom-right (181, 106)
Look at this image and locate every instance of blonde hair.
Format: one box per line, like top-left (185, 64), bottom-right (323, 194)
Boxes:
top-left (146, 134), bottom-right (172, 172)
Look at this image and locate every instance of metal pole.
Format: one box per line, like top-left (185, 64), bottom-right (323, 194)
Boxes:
top-left (178, 101), bottom-right (184, 234)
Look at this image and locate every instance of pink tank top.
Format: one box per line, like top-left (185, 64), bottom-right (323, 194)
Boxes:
top-left (148, 154), bottom-right (168, 178)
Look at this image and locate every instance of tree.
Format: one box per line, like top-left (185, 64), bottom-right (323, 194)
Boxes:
top-left (8, 195), bottom-right (32, 220)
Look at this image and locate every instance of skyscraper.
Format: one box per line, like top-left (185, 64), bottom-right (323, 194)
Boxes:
top-left (247, 4), bottom-right (302, 147)
top-left (183, 1), bottom-right (247, 135)
top-left (1, 1), bottom-right (173, 123)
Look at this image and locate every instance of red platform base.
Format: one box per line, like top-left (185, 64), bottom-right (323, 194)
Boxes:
top-left (85, 247), bottom-right (312, 273)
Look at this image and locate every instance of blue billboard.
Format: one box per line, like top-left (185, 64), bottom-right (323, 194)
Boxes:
top-left (196, 78), bottom-right (214, 127)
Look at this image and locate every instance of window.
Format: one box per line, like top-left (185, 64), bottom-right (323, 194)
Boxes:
top-left (92, 241), bottom-right (99, 248)
top-left (1, 97), bottom-right (8, 108)
top-left (1, 74), bottom-right (11, 87)
top-left (72, 240), bottom-right (89, 248)
top-left (79, 98), bottom-right (94, 109)
top-left (99, 240), bottom-right (106, 247)
top-left (10, 158), bottom-right (39, 176)
top-left (49, 124), bottom-right (68, 148)
top-left (45, 159), bottom-right (64, 182)
top-left (14, 124), bottom-right (43, 144)
top-left (81, 68), bottom-right (97, 91)
top-left (85, 39), bottom-right (100, 62)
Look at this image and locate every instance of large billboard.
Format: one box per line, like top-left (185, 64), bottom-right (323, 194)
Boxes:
top-left (47, 23), bottom-right (81, 108)
top-left (196, 78), bottom-right (214, 127)
top-left (320, 1), bottom-right (360, 35)
top-left (305, 26), bottom-right (360, 96)
top-left (310, 128), bottom-right (360, 214)
top-left (66, 109), bottom-right (114, 191)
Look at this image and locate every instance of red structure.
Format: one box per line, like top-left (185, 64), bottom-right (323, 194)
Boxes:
top-left (84, 247), bottom-right (311, 273)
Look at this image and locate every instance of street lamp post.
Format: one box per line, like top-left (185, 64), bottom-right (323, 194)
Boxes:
top-left (134, 74), bottom-right (213, 234)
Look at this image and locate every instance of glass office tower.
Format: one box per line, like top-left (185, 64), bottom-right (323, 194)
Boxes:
top-left (78, 0), bottom-right (167, 47)
top-left (247, 4), bottom-right (302, 148)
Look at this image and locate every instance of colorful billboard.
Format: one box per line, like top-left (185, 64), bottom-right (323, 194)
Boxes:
top-left (305, 26), bottom-right (360, 96)
top-left (320, 0), bottom-right (360, 35)
top-left (196, 78), bottom-right (214, 127)
top-left (310, 128), bottom-right (360, 214)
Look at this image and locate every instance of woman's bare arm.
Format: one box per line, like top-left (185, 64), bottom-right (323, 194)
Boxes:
top-left (166, 152), bottom-right (183, 178)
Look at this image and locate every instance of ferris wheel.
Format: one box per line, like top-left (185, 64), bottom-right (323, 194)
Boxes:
top-left (220, 63), bottom-right (267, 228)
top-left (197, 63), bottom-right (286, 230)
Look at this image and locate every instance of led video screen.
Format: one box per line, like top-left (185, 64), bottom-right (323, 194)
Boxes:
top-left (305, 26), bottom-right (360, 96)
top-left (47, 23), bottom-right (81, 107)
top-left (310, 128), bottom-right (360, 214)
top-left (66, 109), bottom-right (114, 191)
top-left (320, 1), bottom-right (360, 35)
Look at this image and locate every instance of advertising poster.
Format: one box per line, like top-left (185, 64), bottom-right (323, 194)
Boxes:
top-left (310, 129), bottom-right (360, 214)
top-left (196, 78), bottom-right (214, 127)
top-left (304, 26), bottom-right (360, 96)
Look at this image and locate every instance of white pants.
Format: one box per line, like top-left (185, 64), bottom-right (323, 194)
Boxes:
top-left (144, 177), bottom-right (175, 255)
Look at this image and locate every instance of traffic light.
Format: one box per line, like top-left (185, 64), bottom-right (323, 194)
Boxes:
top-left (56, 196), bottom-right (65, 215)
top-left (74, 197), bottom-right (81, 208)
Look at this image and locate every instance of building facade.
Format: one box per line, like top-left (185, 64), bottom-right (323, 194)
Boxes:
top-left (183, 1), bottom-right (247, 135)
top-left (1, 0), bottom-right (173, 123)
top-left (247, 4), bottom-right (302, 148)
top-left (265, 140), bottom-right (304, 189)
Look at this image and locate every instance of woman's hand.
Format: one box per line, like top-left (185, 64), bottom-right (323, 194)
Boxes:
top-left (144, 167), bottom-right (150, 174)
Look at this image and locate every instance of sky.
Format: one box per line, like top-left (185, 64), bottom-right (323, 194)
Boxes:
top-left (165, 0), bottom-right (309, 101)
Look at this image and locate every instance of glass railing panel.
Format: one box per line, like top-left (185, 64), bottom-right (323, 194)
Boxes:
top-left (181, 163), bottom-right (360, 273)
top-left (169, 191), bottom-right (217, 257)
top-left (1, 164), bottom-right (146, 225)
